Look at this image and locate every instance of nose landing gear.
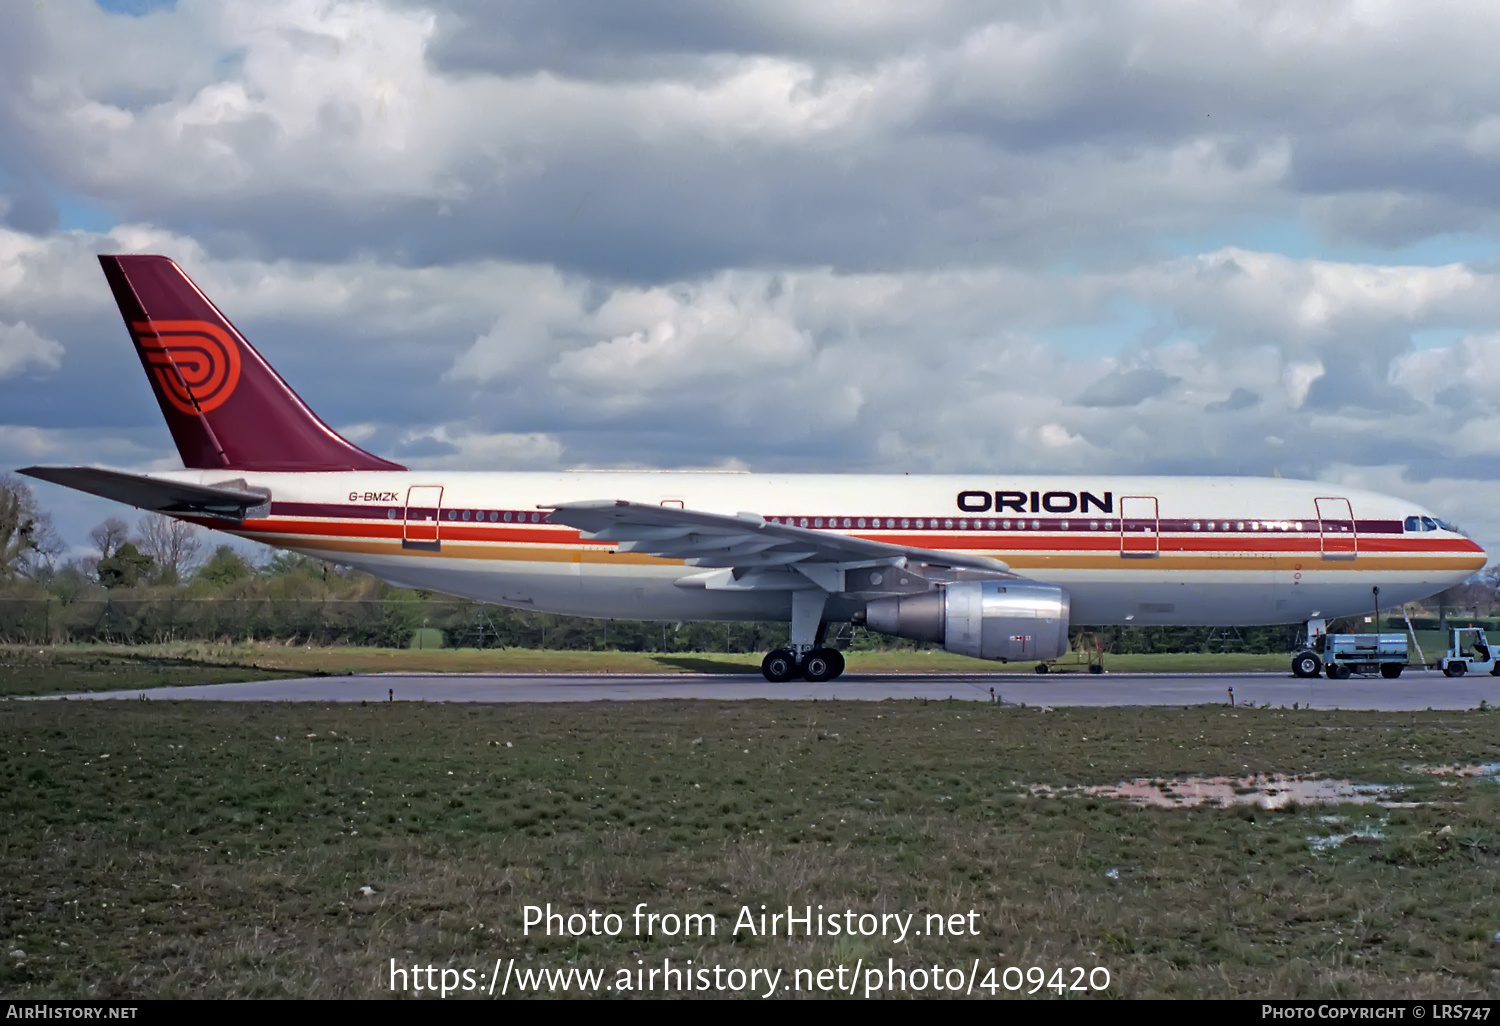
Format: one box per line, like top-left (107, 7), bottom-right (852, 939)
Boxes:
top-left (1291, 650), bottom-right (1322, 678)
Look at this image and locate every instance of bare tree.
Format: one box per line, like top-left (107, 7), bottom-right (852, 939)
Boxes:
top-left (89, 517), bottom-right (131, 561)
top-left (136, 513), bottom-right (203, 584)
top-left (0, 474), bottom-right (62, 579)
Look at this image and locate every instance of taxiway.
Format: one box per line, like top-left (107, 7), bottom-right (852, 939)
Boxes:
top-left (29, 668), bottom-right (1499, 711)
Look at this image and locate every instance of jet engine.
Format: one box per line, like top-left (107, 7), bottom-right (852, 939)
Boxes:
top-left (861, 580), bottom-right (1070, 662)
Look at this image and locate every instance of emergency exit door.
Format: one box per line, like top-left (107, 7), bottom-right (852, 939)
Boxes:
top-left (1315, 496), bottom-right (1357, 559)
top-left (1120, 495), bottom-right (1160, 556)
top-left (403, 486), bottom-right (444, 551)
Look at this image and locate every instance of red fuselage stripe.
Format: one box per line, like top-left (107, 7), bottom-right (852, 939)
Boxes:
top-left (222, 510), bottom-right (1484, 557)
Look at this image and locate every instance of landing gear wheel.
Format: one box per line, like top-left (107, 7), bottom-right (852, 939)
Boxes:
top-left (761, 649), bottom-right (796, 683)
top-left (825, 649), bottom-right (845, 680)
top-left (801, 648), bottom-right (839, 683)
top-left (1444, 662), bottom-right (1467, 678)
top-left (1291, 651), bottom-right (1321, 679)
top-left (1089, 664), bottom-right (1104, 675)
top-left (1325, 663), bottom-right (1351, 680)
top-left (1380, 663), bottom-right (1404, 679)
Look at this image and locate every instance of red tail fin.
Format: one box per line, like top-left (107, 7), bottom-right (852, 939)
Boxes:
top-left (98, 255), bottom-right (405, 472)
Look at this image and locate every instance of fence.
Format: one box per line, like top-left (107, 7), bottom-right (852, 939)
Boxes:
top-left (0, 595), bottom-right (1340, 654)
top-left (0, 597), bottom-right (796, 652)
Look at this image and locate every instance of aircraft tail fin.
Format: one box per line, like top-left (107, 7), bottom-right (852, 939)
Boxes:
top-left (97, 254), bottom-right (405, 472)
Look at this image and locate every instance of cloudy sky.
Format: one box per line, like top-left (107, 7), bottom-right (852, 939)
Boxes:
top-left (4, 0), bottom-right (1500, 556)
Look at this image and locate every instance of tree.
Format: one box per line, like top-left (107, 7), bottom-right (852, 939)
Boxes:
top-left (0, 474), bottom-right (62, 580)
top-left (96, 542), bottom-right (155, 589)
top-left (137, 514), bottom-right (203, 584)
top-left (260, 551), bottom-right (327, 579)
top-left (89, 517), bottom-right (131, 561)
top-left (197, 545), bottom-right (255, 587)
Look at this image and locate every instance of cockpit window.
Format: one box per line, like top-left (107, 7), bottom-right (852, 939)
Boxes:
top-left (1405, 515), bottom-right (1446, 532)
top-left (1436, 518), bottom-right (1463, 534)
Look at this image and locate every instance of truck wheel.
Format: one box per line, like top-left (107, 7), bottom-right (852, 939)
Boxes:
top-left (1443, 662), bottom-right (1466, 678)
top-left (1326, 664), bottom-right (1350, 680)
top-left (1292, 651), bottom-right (1321, 678)
top-left (1380, 663), bottom-right (1403, 679)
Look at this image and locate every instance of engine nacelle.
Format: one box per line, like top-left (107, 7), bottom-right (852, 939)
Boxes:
top-left (862, 581), bottom-right (1070, 662)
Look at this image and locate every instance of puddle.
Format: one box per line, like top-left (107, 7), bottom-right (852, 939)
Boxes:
top-left (1414, 763), bottom-right (1500, 778)
top-left (1307, 827), bottom-right (1386, 852)
top-left (1031, 774), bottom-right (1409, 809)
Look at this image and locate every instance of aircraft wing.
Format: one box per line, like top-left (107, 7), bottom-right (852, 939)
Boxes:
top-left (19, 466), bottom-right (271, 521)
top-left (545, 499), bottom-right (1014, 595)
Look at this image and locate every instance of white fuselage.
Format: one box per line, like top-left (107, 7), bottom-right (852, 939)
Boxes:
top-left (161, 469), bottom-right (1484, 628)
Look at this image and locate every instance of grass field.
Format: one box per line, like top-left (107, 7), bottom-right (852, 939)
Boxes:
top-left (0, 643), bottom-right (1293, 697)
top-left (3, 691), bottom-right (1499, 998)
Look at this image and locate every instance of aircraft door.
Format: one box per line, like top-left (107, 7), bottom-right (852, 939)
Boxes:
top-left (404, 486), bottom-right (443, 551)
top-left (1120, 495), bottom-right (1160, 556)
top-left (1315, 497), bottom-right (1357, 559)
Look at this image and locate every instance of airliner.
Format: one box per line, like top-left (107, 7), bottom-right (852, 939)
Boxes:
top-left (19, 256), bottom-right (1487, 682)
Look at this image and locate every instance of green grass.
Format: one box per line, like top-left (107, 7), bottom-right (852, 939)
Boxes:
top-left (2, 700), bottom-right (1498, 998)
top-left (0, 645), bottom-right (286, 697)
top-left (0, 644), bottom-right (1293, 697)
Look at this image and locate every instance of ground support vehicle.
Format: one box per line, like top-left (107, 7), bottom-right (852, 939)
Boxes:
top-left (1440, 627), bottom-right (1500, 677)
top-left (1316, 633), bottom-right (1408, 679)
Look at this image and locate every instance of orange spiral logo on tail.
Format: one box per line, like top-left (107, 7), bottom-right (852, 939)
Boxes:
top-left (131, 320), bottom-right (242, 416)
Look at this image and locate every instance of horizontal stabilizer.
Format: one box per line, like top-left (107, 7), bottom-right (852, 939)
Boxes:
top-left (19, 466), bottom-right (271, 521)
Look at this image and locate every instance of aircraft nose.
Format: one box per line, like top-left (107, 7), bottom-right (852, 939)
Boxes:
top-left (1452, 534), bottom-right (1488, 582)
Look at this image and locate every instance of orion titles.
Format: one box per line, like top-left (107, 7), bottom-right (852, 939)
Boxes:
top-left (956, 490), bottom-right (1114, 515)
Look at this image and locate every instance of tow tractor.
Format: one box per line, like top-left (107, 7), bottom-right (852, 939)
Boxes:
top-left (1439, 627), bottom-right (1500, 677)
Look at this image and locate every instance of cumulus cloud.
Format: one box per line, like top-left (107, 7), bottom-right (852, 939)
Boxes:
top-left (394, 426), bottom-right (565, 468)
top-left (0, 321), bottom-right (63, 379)
top-left (6, 229), bottom-right (1499, 483)
top-left (5, 1), bottom-right (1500, 557)
top-left (1075, 368), bottom-right (1178, 408)
top-left (6, 0), bottom-right (1500, 272)
top-left (1205, 387), bottom-right (1260, 413)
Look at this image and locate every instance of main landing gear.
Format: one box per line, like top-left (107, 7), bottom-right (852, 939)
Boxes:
top-left (762, 647), bottom-right (846, 682)
top-left (760, 588), bottom-right (847, 682)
